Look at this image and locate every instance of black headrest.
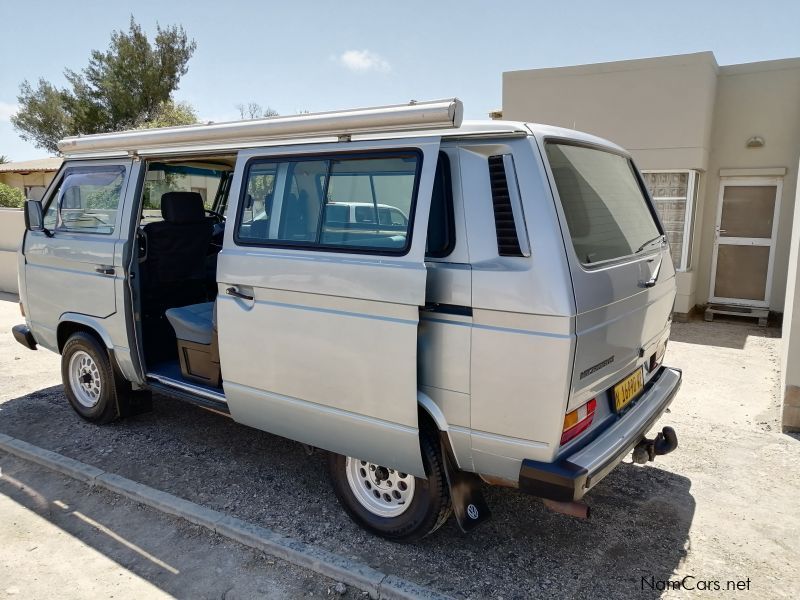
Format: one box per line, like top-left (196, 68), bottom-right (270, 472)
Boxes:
top-left (161, 192), bottom-right (206, 224)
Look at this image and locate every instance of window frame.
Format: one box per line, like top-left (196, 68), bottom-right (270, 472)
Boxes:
top-left (640, 169), bottom-right (698, 272)
top-left (543, 137), bottom-right (665, 269)
top-left (42, 163), bottom-right (128, 236)
top-left (233, 148), bottom-right (424, 256)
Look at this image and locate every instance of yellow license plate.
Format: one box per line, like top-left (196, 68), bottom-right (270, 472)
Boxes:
top-left (613, 368), bottom-right (644, 412)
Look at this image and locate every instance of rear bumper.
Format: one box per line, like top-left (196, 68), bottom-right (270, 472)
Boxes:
top-left (518, 366), bottom-right (682, 501)
top-left (12, 324), bottom-right (37, 351)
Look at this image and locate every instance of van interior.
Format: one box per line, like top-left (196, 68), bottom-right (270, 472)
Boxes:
top-left (133, 152), bottom-right (453, 398)
top-left (135, 155), bottom-right (236, 396)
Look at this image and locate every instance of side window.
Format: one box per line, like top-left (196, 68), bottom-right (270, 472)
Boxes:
top-left (236, 152), bottom-right (420, 253)
top-left (43, 166), bottom-right (126, 234)
top-left (320, 156), bottom-right (416, 250)
top-left (425, 152), bottom-right (455, 258)
top-left (237, 162), bottom-right (278, 240)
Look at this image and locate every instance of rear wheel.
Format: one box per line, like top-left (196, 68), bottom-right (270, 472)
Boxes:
top-left (327, 426), bottom-right (452, 542)
top-left (61, 332), bottom-right (126, 424)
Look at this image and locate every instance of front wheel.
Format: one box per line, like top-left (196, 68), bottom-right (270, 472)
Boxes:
top-left (327, 427), bottom-right (452, 542)
top-left (61, 332), bottom-right (125, 424)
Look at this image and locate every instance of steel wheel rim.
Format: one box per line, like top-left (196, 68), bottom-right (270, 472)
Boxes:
top-left (345, 457), bottom-right (415, 518)
top-left (68, 350), bottom-right (102, 408)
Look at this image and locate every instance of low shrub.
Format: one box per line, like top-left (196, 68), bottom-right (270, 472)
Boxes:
top-left (0, 182), bottom-right (25, 208)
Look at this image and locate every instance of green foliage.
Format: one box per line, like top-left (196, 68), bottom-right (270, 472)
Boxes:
top-left (0, 182), bottom-right (25, 208)
top-left (12, 16), bottom-right (197, 153)
top-left (0, 155), bottom-right (9, 164)
top-left (137, 100), bottom-right (198, 129)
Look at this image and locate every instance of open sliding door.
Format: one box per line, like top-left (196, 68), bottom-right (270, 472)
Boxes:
top-left (216, 138), bottom-right (440, 476)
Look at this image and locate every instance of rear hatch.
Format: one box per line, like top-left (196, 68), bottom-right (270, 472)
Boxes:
top-left (542, 139), bottom-right (676, 418)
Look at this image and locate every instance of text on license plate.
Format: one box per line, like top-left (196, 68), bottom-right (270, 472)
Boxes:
top-left (613, 368), bottom-right (644, 411)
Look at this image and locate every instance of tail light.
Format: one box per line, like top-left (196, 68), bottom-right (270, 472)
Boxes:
top-left (561, 398), bottom-right (596, 445)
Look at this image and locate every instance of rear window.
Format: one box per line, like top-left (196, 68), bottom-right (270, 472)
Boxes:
top-left (546, 142), bottom-right (661, 265)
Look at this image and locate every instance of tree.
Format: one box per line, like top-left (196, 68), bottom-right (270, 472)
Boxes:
top-left (0, 182), bottom-right (25, 208)
top-left (12, 17), bottom-right (197, 153)
top-left (236, 102), bottom-right (278, 120)
top-left (0, 156), bottom-right (9, 164)
top-left (137, 100), bottom-right (198, 129)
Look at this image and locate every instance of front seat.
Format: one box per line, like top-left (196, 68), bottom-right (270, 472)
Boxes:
top-left (142, 191), bottom-right (213, 309)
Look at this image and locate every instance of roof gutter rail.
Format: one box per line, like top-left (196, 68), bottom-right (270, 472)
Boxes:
top-left (58, 98), bottom-right (464, 156)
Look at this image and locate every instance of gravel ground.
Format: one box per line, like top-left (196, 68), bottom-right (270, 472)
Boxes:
top-left (2, 293), bottom-right (799, 599)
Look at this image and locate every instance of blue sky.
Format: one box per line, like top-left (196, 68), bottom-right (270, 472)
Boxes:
top-left (2, 0), bottom-right (799, 161)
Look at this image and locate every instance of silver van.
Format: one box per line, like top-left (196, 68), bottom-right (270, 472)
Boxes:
top-left (13, 99), bottom-right (681, 541)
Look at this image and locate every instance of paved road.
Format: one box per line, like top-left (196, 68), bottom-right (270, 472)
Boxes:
top-left (0, 452), bottom-right (359, 599)
top-left (2, 294), bottom-right (799, 599)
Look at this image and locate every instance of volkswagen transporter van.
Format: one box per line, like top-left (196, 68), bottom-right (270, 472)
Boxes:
top-left (13, 99), bottom-right (681, 541)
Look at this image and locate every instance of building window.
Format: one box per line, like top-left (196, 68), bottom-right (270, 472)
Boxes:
top-left (641, 170), bottom-right (698, 271)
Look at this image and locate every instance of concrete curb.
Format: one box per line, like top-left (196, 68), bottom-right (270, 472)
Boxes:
top-left (0, 435), bottom-right (451, 600)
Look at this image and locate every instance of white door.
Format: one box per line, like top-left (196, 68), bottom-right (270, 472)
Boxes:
top-left (709, 178), bottom-right (782, 307)
top-left (216, 138), bottom-right (440, 476)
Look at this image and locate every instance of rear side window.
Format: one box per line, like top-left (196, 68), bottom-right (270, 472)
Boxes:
top-left (43, 165), bottom-right (126, 234)
top-left (426, 152), bottom-right (455, 258)
top-left (235, 152), bottom-right (420, 254)
top-left (545, 142), bottom-right (661, 265)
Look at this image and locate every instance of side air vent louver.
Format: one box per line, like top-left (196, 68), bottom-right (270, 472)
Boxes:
top-left (487, 155), bottom-right (523, 256)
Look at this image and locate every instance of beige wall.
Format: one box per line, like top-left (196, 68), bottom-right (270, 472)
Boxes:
top-left (0, 209), bottom-right (24, 294)
top-left (781, 159), bottom-right (800, 431)
top-left (697, 59), bottom-right (800, 312)
top-left (0, 171), bottom-right (55, 196)
top-left (502, 53), bottom-right (800, 314)
top-left (503, 52), bottom-right (718, 171)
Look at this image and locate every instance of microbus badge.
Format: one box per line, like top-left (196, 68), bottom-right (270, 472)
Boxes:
top-left (580, 355), bottom-right (614, 379)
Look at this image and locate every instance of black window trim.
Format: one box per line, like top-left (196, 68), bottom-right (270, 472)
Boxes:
top-left (233, 148), bottom-right (424, 257)
top-left (425, 151), bottom-right (456, 259)
top-left (42, 163), bottom-right (128, 236)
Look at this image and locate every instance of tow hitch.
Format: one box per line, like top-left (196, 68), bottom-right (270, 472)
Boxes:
top-left (632, 426), bottom-right (678, 464)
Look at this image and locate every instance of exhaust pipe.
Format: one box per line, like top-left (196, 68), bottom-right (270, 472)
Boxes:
top-left (543, 499), bottom-right (591, 519)
top-left (632, 426), bottom-right (678, 464)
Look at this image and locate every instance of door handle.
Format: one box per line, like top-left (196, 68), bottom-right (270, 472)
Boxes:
top-left (226, 286), bottom-right (254, 301)
top-left (95, 265), bottom-right (115, 276)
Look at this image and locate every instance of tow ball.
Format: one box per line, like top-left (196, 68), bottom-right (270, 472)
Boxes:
top-left (632, 426), bottom-right (678, 464)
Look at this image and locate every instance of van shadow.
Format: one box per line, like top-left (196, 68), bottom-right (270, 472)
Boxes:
top-left (669, 316), bottom-right (779, 350)
top-left (0, 385), bottom-right (695, 600)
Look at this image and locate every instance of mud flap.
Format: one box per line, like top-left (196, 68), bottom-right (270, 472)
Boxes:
top-left (441, 433), bottom-right (491, 532)
top-left (117, 389), bottom-right (153, 418)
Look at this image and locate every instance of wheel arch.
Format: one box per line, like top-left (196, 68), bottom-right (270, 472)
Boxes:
top-left (417, 390), bottom-right (464, 469)
top-left (57, 314), bottom-right (113, 354)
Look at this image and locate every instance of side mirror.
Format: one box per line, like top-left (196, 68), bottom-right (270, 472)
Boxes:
top-left (24, 200), bottom-right (44, 232)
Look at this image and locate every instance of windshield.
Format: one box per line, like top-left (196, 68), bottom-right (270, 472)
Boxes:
top-left (545, 142), bottom-right (662, 265)
top-left (141, 163), bottom-right (225, 223)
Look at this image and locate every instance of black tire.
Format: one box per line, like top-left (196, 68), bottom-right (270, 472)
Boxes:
top-left (61, 332), bottom-right (126, 424)
top-left (327, 426), bottom-right (452, 542)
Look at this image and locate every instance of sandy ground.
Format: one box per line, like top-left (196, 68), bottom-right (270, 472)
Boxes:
top-left (0, 453), bottom-right (360, 600)
top-left (1, 292), bottom-right (799, 599)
